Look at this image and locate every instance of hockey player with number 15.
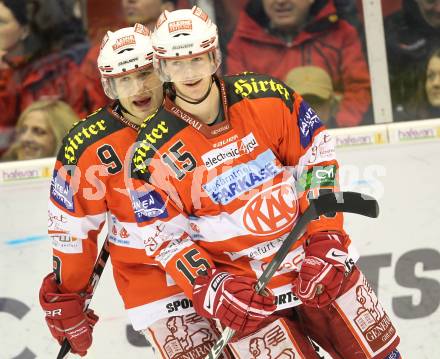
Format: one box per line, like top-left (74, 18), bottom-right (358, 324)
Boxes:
top-left (129, 6), bottom-right (402, 359)
top-left (38, 24), bottom-right (231, 358)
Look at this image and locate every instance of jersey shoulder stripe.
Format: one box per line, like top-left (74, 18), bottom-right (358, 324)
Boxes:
top-left (224, 72), bottom-right (294, 112)
top-left (57, 106), bottom-right (126, 165)
top-left (132, 107), bottom-right (188, 180)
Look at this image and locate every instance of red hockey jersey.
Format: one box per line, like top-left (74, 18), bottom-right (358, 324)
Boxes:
top-left (48, 103), bottom-right (197, 330)
top-left (129, 73), bottom-right (358, 311)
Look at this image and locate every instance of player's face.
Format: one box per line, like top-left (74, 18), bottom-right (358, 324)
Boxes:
top-left (0, 2), bottom-right (27, 52)
top-left (113, 67), bottom-right (163, 121)
top-left (416, 0), bottom-right (440, 28)
top-left (426, 55), bottom-right (440, 107)
top-left (262, 0), bottom-right (315, 31)
top-left (15, 110), bottom-right (56, 160)
top-left (122, 0), bottom-right (163, 26)
top-left (165, 54), bottom-right (214, 100)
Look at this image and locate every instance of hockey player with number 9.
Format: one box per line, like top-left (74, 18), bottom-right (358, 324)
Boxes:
top-left (38, 24), bottom-right (231, 358)
top-left (129, 6), bottom-right (402, 359)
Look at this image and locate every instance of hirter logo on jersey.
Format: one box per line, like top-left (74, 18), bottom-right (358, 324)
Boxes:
top-left (131, 189), bottom-right (168, 223)
top-left (202, 132), bottom-right (258, 170)
top-left (50, 170), bottom-right (75, 212)
top-left (298, 101), bottom-right (323, 149)
top-left (242, 182), bottom-right (299, 236)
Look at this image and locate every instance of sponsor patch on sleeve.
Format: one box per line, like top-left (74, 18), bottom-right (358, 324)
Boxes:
top-left (298, 101), bottom-right (323, 149)
top-left (296, 164), bottom-right (337, 192)
top-left (130, 189), bottom-right (169, 223)
top-left (305, 131), bottom-right (336, 165)
top-left (50, 170), bottom-right (75, 212)
top-left (50, 231), bottom-right (83, 254)
top-left (156, 236), bottom-right (192, 267)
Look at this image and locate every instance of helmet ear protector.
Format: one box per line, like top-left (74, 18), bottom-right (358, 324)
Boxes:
top-left (101, 77), bottom-right (118, 100)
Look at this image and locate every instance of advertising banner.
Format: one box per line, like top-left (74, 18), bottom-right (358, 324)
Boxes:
top-left (1, 138), bottom-right (439, 358)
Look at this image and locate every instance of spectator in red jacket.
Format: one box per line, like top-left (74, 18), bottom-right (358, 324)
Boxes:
top-left (226, 0), bottom-right (372, 127)
top-left (0, 0), bottom-right (29, 153)
top-left (79, 0), bottom-right (178, 112)
top-left (0, 0), bottom-right (92, 155)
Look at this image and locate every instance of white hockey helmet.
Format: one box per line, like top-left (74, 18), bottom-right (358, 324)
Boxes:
top-left (97, 24), bottom-right (158, 99)
top-left (151, 6), bottom-right (221, 82)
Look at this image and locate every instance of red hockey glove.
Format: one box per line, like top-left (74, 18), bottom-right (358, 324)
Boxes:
top-left (192, 268), bottom-right (276, 335)
top-left (39, 273), bottom-right (98, 356)
top-left (293, 232), bottom-right (350, 308)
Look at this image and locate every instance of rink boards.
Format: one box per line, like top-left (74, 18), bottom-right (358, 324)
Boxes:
top-left (1, 120), bottom-right (440, 359)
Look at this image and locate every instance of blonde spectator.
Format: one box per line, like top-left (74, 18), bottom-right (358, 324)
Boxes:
top-left (285, 66), bottom-right (339, 128)
top-left (0, 0), bottom-right (91, 156)
top-left (1, 100), bottom-right (79, 161)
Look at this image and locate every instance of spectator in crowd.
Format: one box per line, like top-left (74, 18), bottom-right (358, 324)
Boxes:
top-left (80, 0), bottom-right (177, 110)
top-left (1, 100), bottom-right (79, 162)
top-left (210, 0), bottom-right (248, 66)
top-left (404, 48), bottom-right (440, 120)
top-left (333, 0), bottom-right (362, 30)
top-left (385, 0), bottom-right (440, 121)
top-left (213, 0), bottom-right (362, 73)
top-left (0, 0), bottom-right (92, 155)
top-left (0, 0), bottom-right (26, 154)
top-left (226, 0), bottom-right (372, 128)
top-left (425, 49), bottom-right (440, 117)
top-left (123, 0), bottom-right (177, 28)
top-left (285, 65), bottom-right (339, 127)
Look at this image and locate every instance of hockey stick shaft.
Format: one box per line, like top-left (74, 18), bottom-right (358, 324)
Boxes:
top-left (205, 191), bottom-right (379, 359)
top-left (56, 238), bottom-right (110, 359)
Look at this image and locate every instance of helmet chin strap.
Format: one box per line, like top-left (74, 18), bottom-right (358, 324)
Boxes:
top-left (118, 101), bottom-right (136, 118)
top-left (117, 101), bottom-right (144, 126)
top-left (174, 76), bottom-right (214, 105)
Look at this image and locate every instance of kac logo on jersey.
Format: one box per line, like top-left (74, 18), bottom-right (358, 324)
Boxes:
top-left (50, 170), bottom-right (74, 212)
top-left (242, 182), bottom-right (299, 236)
top-left (299, 101), bottom-right (323, 149)
top-left (131, 189), bottom-right (168, 223)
